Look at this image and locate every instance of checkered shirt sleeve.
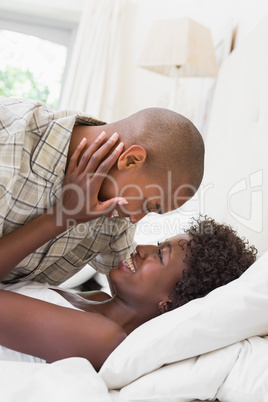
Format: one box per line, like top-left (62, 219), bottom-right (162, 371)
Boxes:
top-left (0, 97), bottom-right (136, 285)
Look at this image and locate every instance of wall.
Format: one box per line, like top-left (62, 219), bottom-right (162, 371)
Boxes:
top-left (127, 0), bottom-right (268, 133)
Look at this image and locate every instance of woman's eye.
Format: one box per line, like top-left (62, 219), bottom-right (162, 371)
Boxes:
top-left (157, 246), bottom-right (163, 264)
top-left (145, 204), bottom-right (157, 213)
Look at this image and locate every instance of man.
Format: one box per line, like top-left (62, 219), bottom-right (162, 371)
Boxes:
top-left (0, 97), bottom-right (204, 285)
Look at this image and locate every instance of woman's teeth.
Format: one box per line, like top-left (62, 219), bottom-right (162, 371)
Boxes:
top-left (123, 258), bottom-right (136, 273)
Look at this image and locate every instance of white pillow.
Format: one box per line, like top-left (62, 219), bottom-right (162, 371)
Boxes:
top-left (100, 251), bottom-right (268, 389)
top-left (111, 336), bottom-right (268, 402)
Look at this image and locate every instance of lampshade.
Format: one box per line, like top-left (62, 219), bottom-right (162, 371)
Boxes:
top-left (138, 17), bottom-right (218, 77)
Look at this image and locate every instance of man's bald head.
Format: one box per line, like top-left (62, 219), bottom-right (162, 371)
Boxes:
top-left (115, 107), bottom-right (205, 194)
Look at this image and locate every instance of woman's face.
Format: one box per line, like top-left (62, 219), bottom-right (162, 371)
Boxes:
top-left (109, 234), bottom-right (190, 312)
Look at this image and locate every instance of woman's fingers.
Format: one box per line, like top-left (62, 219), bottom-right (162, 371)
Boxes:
top-left (97, 197), bottom-right (128, 218)
top-left (77, 132), bottom-right (119, 174)
top-left (62, 131), bottom-right (128, 224)
top-left (67, 137), bottom-right (88, 172)
top-left (89, 142), bottom-right (124, 191)
top-left (96, 141), bottom-right (124, 174)
top-left (75, 131), bottom-right (106, 173)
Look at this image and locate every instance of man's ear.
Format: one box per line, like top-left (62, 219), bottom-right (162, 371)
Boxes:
top-left (158, 298), bottom-right (172, 314)
top-left (117, 145), bottom-right (147, 171)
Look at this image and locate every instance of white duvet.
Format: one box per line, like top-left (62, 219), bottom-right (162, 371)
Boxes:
top-left (0, 336), bottom-right (267, 402)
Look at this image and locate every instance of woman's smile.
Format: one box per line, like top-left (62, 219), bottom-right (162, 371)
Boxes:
top-left (119, 255), bottom-right (136, 273)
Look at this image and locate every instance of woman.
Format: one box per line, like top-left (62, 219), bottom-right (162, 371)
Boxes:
top-left (0, 136), bottom-right (257, 370)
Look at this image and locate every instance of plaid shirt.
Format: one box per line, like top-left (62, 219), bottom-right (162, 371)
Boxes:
top-left (0, 97), bottom-right (136, 285)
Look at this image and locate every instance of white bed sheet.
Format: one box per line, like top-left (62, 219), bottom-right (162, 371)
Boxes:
top-left (0, 358), bottom-right (111, 402)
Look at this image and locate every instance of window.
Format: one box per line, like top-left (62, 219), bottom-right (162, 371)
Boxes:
top-left (0, 9), bottom-right (77, 108)
top-left (0, 30), bottom-right (68, 108)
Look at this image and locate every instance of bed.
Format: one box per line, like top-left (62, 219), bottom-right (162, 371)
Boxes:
top-left (1, 16), bottom-right (268, 402)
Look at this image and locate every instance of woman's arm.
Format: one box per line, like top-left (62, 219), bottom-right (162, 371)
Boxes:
top-left (0, 289), bottom-right (126, 370)
top-left (0, 210), bottom-right (67, 281)
top-left (0, 132), bottom-right (126, 280)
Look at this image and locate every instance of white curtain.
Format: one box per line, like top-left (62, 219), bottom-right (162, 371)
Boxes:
top-left (59, 0), bottom-right (135, 122)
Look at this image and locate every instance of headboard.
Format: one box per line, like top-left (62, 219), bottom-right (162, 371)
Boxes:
top-left (202, 15), bottom-right (268, 256)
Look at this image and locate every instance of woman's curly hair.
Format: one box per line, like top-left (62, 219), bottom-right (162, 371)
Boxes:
top-left (168, 216), bottom-right (258, 310)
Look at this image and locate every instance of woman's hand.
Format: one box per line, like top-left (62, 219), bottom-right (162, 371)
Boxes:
top-left (54, 131), bottom-right (127, 227)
